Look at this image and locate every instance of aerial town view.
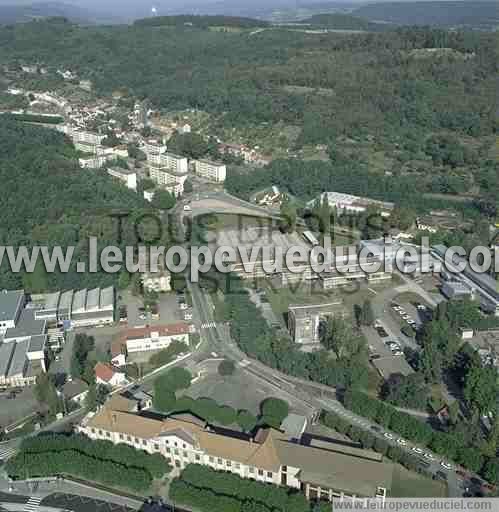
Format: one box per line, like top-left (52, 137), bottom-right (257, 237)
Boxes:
top-left (0, 0), bottom-right (497, 510)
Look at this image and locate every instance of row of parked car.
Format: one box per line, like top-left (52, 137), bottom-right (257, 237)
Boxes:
top-left (392, 303), bottom-right (418, 327)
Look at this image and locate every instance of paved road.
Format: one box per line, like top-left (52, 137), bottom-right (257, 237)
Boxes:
top-left (187, 279), bottom-right (478, 497)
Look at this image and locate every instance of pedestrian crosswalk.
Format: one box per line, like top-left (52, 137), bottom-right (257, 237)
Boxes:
top-left (0, 444), bottom-right (17, 461)
top-left (201, 321), bottom-right (217, 329)
top-left (24, 496), bottom-right (42, 511)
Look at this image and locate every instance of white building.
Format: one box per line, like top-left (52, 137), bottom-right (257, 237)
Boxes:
top-left (144, 142), bottom-right (188, 196)
top-left (122, 323), bottom-right (190, 354)
top-left (77, 404), bottom-right (392, 502)
top-left (107, 167), bottom-right (137, 190)
top-left (193, 159), bottom-right (226, 182)
top-left (95, 362), bottom-right (127, 388)
top-left (309, 192), bottom-right (393, 217)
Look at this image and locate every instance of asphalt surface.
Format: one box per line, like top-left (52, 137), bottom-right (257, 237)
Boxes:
top-left (187, 277), bottom-right (479, 498)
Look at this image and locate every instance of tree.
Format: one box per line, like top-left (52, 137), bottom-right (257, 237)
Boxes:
top-left (34, 373), bottom-right (60, 416)
top-left (218, 359), bottom-right (236, 377)
top-left (260, 397), bottom-right (289, 428)
top-left (279, 195), bottom-right (297, 233)
top-left (237, 409), bottom-right (258, 432)
top-left (321, 316), bottom-right (365, 361)
top-left (151, 190), bottom-right (176, 210)
top-left (464, 361), bottom-right (498, 415)
top-left (359, 299), bottom-right (374, 326)
top-left (70, 334), bottom-right (95, 382)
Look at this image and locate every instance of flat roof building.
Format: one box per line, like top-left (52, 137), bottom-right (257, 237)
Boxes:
top-left (193, 159), bottom-right (226, 183)
top-left (288, 302), bottom-right (344, 345)
top-left (0, 289), bottom-right (25, 333)
top-left (4, 309), bottom-right (46, 343)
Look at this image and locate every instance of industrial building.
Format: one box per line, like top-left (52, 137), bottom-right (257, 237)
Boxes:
top-left (432, 245), bottom-right (499, 316)
top-left (77, 402), bottom-right (392, 503)
top-left (0, 291), bottom-right (47, 387)
top-left (34, 287), bottom-right (115, 328)
top-left (0, 289), bottom-right (25, 334)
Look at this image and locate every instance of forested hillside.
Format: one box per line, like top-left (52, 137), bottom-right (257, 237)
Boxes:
top-left (0, 119), bottom-right (149, 292)
top-left (0, 20), bottom-right (495, 145)
top-left (353, 1), bottom-right (499, 29)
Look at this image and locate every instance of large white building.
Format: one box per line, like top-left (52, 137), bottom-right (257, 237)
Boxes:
top-left (143, 141), bottom-right (188, 196)
top-left (77, 404), bottom-right (392, 502)
top-left (193, 159), bottom-right (226, 182)
top-left (122, 323), bottom-right (190, 354)
top-left (107, 167), bottom-right (137, 190)
top-left (309, 192), bottom-right (394, 217)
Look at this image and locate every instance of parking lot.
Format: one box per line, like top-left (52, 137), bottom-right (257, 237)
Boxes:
top-left (118, 291), bottom-right (187, 328)
top-left (0, 387), bottom-right (38, 428)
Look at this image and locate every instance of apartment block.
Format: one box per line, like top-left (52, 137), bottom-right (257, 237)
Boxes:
top-left (193, 159), bottom-right (226, 182)
top-left (107, 167), bottom-right (137, 190)
top-left (144, 142), bottom-right (188, 196)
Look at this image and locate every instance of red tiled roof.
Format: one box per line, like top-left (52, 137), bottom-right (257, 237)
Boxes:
top-left (95, 362), bottom-right (116, 383)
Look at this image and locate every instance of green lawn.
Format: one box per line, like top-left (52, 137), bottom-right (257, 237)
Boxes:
top-left (391, 465), bottom-right (447, 498)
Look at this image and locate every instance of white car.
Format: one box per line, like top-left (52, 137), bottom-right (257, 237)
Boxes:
top-left (384, 433), bottom-right (394, 440)
top-left (183, 204), bottom-right (192, 212)
top-left (440, 461), bottom-right (453, 470)
top-left (402, 315), bottom-right (411, 320)
top-left (424, 453), bottom-right (435, 460)
top-left (392, 350), bottom-right (404, 356)
top-left (397, 439), bottom-right (407, 446)
top-left (407, 319), bottom-right (416, 325)
top-left (412, 447), bottom-right (424, 454)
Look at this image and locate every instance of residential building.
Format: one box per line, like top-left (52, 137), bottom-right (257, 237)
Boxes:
top-left (62, 378), bottom-right (89, 404)
top-left (145, 144), bottom-right (188, 196)
top-left (77, 404), bottom-right (392, 502)
top-left (193, 159), bottom-right (226, 182)
top-left (95, 362), bottom-right (127, 387)
top-left (288, 302), bottom-right (344, 345)
top-left (107, 167), bottom-right (137, 190)
top-left (110, 340), bottom-right (127, 367)
top-left (122, 323), bottom-right (190, 355)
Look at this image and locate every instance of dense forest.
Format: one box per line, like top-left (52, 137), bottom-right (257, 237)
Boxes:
top-left (0, 21), bottom-right (496, 144)
top-left (0, 119), bottom-right (149, 292)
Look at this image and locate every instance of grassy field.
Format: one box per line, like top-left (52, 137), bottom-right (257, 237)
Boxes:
top-left (390, 465), bottom-right (447, 498)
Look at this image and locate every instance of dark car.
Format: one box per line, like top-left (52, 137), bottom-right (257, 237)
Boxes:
top-left (370, 425), bottom-right (382, 432)
top-left (435, 471), bottom-right (447, 481)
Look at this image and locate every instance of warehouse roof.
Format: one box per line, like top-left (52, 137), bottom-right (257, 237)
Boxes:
top-left (6, 339), bottom-right (28, 378)
top-left (0, 289), bottom-right (24, 323)
top-left (0, 343), bottom-right (15, 377)
top-left (4, 309), bottom-right (46, 341)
